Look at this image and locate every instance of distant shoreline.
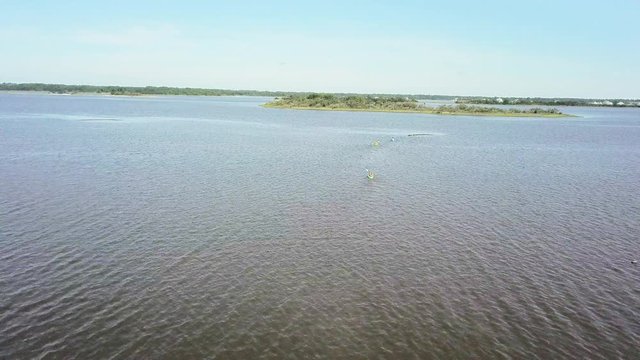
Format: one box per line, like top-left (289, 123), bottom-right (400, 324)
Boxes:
top-left (0, 83), bottom-right (285, 97)
top-left (0, 90), bottom-right (269, 99)
top-left (457, 97), bottom-right (640, 108)
top-left (0, 90), bottom-right (275, 99)
top-left (1, 83), bottom-right (637, 107)
top-left (0, 90), bottom-right (152, 97)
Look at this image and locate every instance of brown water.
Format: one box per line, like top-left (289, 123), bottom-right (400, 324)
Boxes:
top-left (1, 94), bottom-right (639, 358)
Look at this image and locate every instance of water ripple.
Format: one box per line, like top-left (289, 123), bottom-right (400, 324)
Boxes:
top-left (1, 94), bottom-right (639, 358)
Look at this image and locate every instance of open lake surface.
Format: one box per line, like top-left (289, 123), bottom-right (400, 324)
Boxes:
top-left (1, 94), bottom-right (639, 359)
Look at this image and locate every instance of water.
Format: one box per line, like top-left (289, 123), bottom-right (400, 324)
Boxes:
top-left (1, 93), bottom-right (639, 359)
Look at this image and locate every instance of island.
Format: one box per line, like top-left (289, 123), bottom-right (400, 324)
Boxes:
top-left (264, 94), bottom-right (569, 117)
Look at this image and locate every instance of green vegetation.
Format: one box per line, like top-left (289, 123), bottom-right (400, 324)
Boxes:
top-left (457, 96), bottom-right (640, 107)
top-left (0, 82), bottom-right (291, 96)
top-left (265, 94), bottom-right (569, 117)
top-left (268, 93), bottom-right (421, 110)
top-left (0, 82), bottom-right (455, 99)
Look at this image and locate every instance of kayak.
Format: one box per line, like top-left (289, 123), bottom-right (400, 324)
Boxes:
top-left (367, 170), bottom-right (375, 180)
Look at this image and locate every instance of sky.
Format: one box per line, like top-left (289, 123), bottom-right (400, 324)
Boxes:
top-left (1, 0), bottom-right (639, 98)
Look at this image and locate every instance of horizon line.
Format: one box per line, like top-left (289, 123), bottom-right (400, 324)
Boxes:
top-left (1, 81), bottom-right (639, 101)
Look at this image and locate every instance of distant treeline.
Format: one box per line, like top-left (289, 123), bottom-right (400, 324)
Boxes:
top-left (0, 83), bottom-right (289, 96)
top-left (2, 83), bottom-right (634, 107)
top-left (457, 97), bottom-right (640, 107)
top-left (0, 82), bottom-right (455, 100)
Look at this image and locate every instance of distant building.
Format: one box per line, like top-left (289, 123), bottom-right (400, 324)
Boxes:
top-left (603, 100), bottom-right (614, 106)
top-left (495, 97), bottom-right (504, 103)
top-left (617, 101), bottom-right (625, 106)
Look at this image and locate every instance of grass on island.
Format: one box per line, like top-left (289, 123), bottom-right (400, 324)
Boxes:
top-left (264, 94), bottom-right (571, 117)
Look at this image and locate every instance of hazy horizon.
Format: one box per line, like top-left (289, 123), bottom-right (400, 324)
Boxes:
top-left (1, 0), bottom-right (639, 98)
top-left (4, 82), bottom-right (640, 101)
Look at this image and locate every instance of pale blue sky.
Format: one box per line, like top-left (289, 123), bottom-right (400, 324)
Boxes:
top-left (1, 0), bottom-right (638, 98)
